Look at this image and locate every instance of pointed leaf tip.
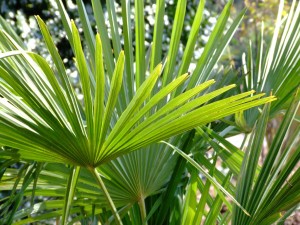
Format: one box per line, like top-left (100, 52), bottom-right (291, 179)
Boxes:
top-left (96, 33), bottom-right (101, 40)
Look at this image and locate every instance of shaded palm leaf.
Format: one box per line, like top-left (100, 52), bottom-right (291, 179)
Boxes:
top-left (232, 89), bottom-right (300, 225)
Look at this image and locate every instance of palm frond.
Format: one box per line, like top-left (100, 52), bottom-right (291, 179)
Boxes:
top-left (232, 89), bottom-right (300, 225)
top-left (243, 0), bottom-right (300, 125)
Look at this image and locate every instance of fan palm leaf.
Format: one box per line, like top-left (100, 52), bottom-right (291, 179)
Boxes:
top-left (232, 89), bottom-right (300, 225)
top-left (242, 0), bottom-right (300, 126)
top-left (0, 19), bottom-right (275, 168)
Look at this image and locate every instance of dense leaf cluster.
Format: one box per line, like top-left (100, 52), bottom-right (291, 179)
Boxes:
top-left (0, 0), bottom-right (299, 224)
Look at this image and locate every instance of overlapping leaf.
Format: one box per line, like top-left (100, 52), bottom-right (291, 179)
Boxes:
top-left (0, 0), bottom-right (286, 224)
top-left (0, 22), bottom-right (275, 167)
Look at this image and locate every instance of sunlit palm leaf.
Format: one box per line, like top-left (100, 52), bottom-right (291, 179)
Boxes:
top-left (0, 26), bottom-right (275, 167)
top-left (243, 0), bottom-right (300, 125)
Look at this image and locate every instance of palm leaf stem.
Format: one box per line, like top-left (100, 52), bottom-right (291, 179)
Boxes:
top-left (89, 167), bottom-right (123, 225)
top-left (138, 197), bottom-right (148, 225)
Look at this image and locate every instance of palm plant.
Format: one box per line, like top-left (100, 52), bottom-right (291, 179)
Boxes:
top-left (0, 0), bottom-right (298, 224)
top-left (191, 90), bottom-right (299, 225)
top-left (240, 0), bottom-right (300, 127)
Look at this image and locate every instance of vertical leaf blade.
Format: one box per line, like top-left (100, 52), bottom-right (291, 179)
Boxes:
top-left (135, 0), bottom-right (146, 89)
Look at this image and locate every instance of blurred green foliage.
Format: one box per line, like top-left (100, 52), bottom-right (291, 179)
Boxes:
top-left (0, 0), bottom-right (223, 73)
top-left (1, 0), bottom-right (292, 73)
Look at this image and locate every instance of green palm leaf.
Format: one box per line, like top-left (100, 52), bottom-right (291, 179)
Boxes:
top-left (232, 89), bottom-right (299, 225)
top-left (0, 0), bottom-right (279, 224)
top-left (0, 26), bottom-right (275, 167)
top-left (243, 0), bottom-right (300, 125)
